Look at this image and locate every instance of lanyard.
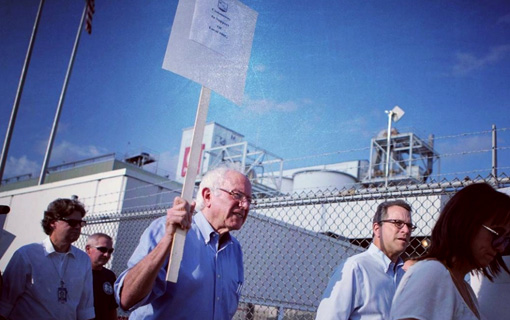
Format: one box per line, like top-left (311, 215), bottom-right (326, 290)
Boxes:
top-left (51, 252), bottom-right (70, 303)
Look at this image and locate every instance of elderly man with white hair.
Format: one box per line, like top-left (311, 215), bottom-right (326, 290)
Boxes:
top-left (115, 166), bottom-right (253, 319)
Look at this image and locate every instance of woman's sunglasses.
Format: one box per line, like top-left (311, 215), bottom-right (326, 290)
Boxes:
top-left (482, 225), bottom-right (510, 250)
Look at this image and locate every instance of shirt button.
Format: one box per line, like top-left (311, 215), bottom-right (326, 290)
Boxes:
top-left (217, 274), bottom-right (221, 278)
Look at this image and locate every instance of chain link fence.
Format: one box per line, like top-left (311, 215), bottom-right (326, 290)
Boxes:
top-left (1, 125), bottom-right (509, 319)
top-left (76, 176), bottom-right (510, 320)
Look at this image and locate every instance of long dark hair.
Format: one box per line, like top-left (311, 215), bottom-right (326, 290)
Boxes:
top-left (420, 183), bottom-right (510, 280)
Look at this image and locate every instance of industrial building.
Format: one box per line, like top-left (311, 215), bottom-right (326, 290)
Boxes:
top-left (0, 122), bottom-right (508, 318)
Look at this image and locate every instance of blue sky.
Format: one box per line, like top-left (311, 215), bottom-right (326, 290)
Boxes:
top-left (1, 0), bottom-right (510, 181)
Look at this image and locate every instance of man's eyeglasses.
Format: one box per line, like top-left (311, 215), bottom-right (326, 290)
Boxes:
top-left (94, 246), bottom-right (114, 254)
top-left (379, 219), bottom-right (417, 231)
top-left (482, 225), bottom-right (510, 250)
top-left (218, 188), bottom-right (255, 205)
top-left (60, 218), bottom-right (87, 228)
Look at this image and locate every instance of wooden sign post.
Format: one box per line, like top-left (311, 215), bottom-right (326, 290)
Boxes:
top-left (162, 0), bottom-right (257, 282)
top-left (166, 86), bottom-right (210, 282)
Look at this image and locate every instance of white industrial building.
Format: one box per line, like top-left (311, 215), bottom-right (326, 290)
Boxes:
top-left (0, 122), bottom-right (446, 266)
top-left (1, 122), bottom-right (508, 317)
top-left (0, 154), bottom-right (181, 270)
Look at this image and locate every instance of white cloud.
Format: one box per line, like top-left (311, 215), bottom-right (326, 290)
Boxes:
top-left (436, 135), bottom-right (491, 155)
top-left (243, 96), bottom-right (309, 114)
top-left (4, 155), bottom-right (39, 179)
top-left (433, 134), bottom-right (495, 176)
top-left (50, 140), bottom-right (108, 164)
top-left (452, 44), bottom-right (510, 76)
top-left (2, 141), bottom-right (108, 180)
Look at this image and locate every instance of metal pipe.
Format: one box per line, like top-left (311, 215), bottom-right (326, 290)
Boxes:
top-left (39, 1), bottom-right (88, 184)
top-left (0, 0), bottom-right (45, 184)
top-left (384, 111), bottom-right (393, 187)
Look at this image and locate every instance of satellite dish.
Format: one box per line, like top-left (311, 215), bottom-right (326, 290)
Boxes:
top-left (391, 105), bottom-right (405, 122)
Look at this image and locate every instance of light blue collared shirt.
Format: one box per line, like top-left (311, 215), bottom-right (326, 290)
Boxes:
top-left (0, 237), bottom-right (95, 320)
top-left (316, 243), bottom-right (404, 320)
top-left (115, 211), bottom-right (244, 320)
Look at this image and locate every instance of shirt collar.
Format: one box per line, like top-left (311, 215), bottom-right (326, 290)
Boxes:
top-left (42, 236), bottom-right (76, 257)
top-left (368, 243), bottom-right (404, 273)
top-left (194, 211), bottom-right (232, 246)
top-left (195, 211), bottom-right (217, 244)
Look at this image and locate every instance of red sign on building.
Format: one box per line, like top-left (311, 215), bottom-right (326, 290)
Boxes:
top-left (181, 144), bottom-right (205, 177)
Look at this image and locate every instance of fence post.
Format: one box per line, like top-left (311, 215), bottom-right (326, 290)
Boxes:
top-left (277, 306), bottom-right (285, 320)
top-left (492, 124), bottom-right (498, 188)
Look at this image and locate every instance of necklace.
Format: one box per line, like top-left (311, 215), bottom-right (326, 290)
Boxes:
top-left (51, 252), bottom-right (69, 304)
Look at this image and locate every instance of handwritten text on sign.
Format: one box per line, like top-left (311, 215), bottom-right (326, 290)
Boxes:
top-left (190, 0), bottom-right (247, 60)
top-left (162, 0), bottom-right (257, 105)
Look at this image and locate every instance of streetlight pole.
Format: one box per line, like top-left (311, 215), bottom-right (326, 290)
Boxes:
top-left (384, 106), bottom-right (405, 187)
top-left (384, 110), bottom-right (393, 187)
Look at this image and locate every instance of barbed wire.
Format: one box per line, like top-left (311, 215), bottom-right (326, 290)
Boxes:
top-left (283, 147), bottom-right (370, 163)
top-left (3, 127), bottom-right (510, 211)
top-left (432, 129), bottom-right (493, 140)
top-left (79, 145), bottom-right (509, 210)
